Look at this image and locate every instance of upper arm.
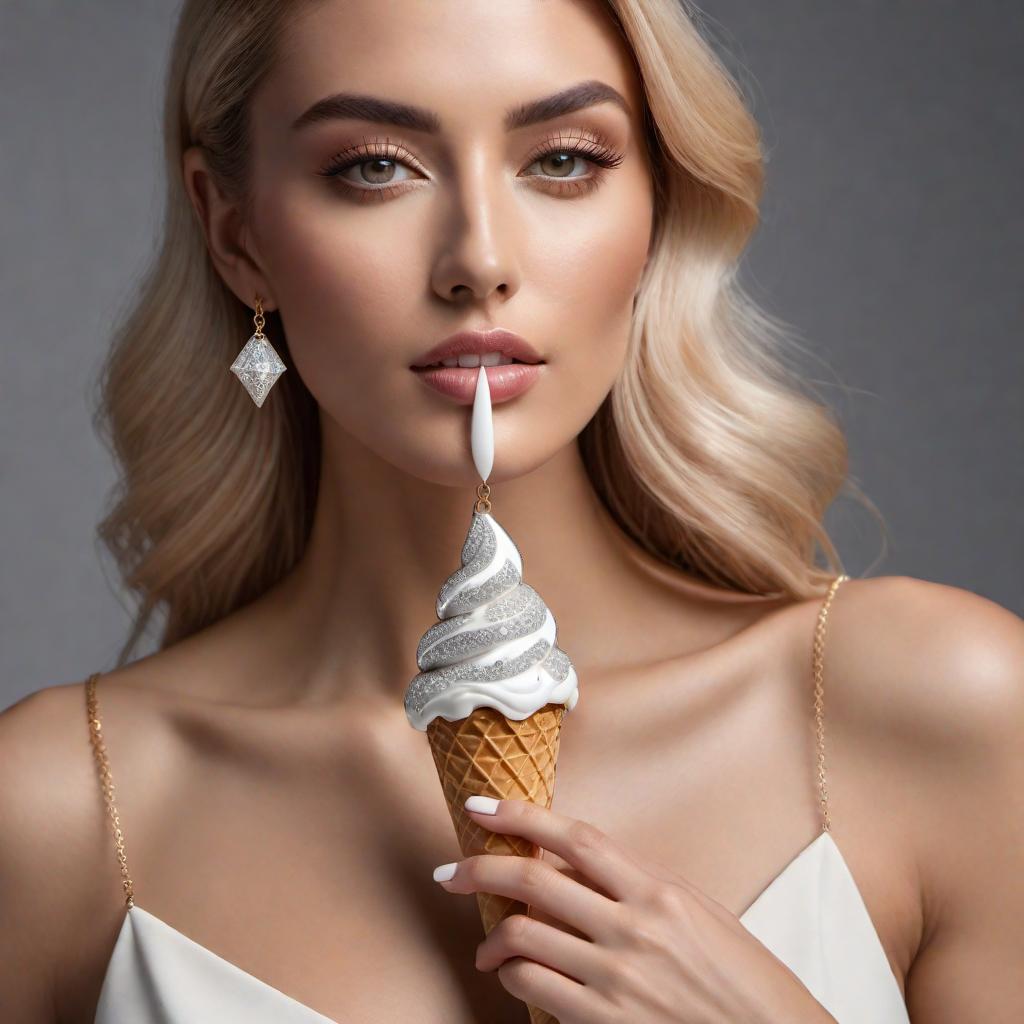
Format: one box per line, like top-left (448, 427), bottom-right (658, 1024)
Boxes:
top-left (904, 585), bottom-right (1024, 1022)
top-left (837, 576), bottom-right (1024, 1021)
top-left (0, 683), bottom-right (114, 1023)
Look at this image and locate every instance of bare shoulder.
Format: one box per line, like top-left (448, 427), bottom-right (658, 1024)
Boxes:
top-left (823, 574), bottom-right (1024, 1018)
top-left (824, 573), bottom-right (1023, 745)
top-left (0, 671), bottom-right (184, 1023)
top-left (0, 680), bottom-right (116, 1021)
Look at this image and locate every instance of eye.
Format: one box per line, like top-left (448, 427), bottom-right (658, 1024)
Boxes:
top-left (318, 138), bottom-right (424, 202)
top-left (340, 156), bottom-right (415, 187)
top-left (520, 130), bottom-right (625, 195)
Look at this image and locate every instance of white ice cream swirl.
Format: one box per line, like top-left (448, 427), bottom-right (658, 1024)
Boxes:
top-left (404, 510), bottom-right (580, 731)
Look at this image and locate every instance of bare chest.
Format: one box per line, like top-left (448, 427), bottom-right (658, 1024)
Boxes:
top-left (74, 662), bottom-right (916, 1021)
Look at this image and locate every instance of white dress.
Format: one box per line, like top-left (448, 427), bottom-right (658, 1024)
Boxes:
top-left (89, 575), bottom-right (910, 1023)
top-left (94, 828), bottom-right (909, 1023)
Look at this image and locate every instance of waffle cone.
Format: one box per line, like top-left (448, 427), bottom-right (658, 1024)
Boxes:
top-left (426, 702), bottom-right (566, 1024)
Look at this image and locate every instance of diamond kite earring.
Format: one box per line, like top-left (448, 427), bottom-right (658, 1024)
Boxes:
top-left (230, 295), bottom-right (287, 408)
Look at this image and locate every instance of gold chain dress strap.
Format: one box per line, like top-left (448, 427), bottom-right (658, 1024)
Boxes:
top-left (85, 671), bottom-right (136, 908)
top-left (812, 574), bottom-right (849, 834)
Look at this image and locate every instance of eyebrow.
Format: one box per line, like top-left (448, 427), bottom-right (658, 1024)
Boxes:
top-left (289, 79), bottom-right (632, 134)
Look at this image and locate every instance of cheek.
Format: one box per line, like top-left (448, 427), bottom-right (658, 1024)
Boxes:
top-left (253, 188), bottom-right (422, 403)
top-left (527, 172), bottom-right (652, 385)
top-left (257, 192), bottom-right (413, 356)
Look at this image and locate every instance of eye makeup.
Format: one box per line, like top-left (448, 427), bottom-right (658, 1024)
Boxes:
top-left (316, 127), bottom-right (626, 203)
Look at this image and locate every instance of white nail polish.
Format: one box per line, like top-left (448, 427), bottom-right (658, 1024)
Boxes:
top-left (433, 862), bottom-right (458, 882)
top-left (465, 795), bottom-right (500, 815)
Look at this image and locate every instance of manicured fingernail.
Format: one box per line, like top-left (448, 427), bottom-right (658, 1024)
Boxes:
top-left (433, 862), bottom-right (458, 882)
top-left (465, 795), bottom-right (500, 814)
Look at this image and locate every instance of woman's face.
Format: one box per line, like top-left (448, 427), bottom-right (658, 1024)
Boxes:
top-left (241, 0), bottom-right (654, 486)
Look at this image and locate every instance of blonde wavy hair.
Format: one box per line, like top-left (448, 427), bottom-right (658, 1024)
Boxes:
top-left (92, 0), bottom-right (883, 668)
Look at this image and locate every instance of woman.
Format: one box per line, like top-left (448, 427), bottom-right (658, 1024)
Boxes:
top-left (2, 0), bottom-right (1021, 1021)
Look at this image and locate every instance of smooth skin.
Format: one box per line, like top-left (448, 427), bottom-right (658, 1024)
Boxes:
top-left (2, 1), bottom-right (1023, 1021)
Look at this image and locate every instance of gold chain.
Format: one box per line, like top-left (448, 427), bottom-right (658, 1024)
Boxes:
top-left (253, 294), bottom-right (266, 338)
top-left (474, 482), bottom-right (492, 514)
top-left (85, 671), bottom-right (136, 908)
top-left (812, 574), bottom-right (848, 833)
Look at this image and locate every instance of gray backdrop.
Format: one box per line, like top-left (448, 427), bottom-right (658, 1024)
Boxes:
top-left (2, 1), bottom-right (1021, 709)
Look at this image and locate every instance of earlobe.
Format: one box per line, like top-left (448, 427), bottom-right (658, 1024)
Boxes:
top-left (180, 144), bottom-right (276, 312)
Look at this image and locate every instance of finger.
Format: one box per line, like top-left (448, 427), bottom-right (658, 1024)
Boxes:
top-left (526, 873), bottom-right (604, 938)
top-left (439, 853), bottom-right (619, 942)
top-left (464, 796), bottom-right (654, 902)
top-left (538, 849), bottom-right (671, 904)
top-left (476, 912), bottom-right (603, 981)
top-left (497, 957), bottom-right (607, 1024)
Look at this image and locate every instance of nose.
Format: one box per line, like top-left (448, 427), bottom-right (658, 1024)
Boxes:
top-left (430, 157), bottom-right (523, 307)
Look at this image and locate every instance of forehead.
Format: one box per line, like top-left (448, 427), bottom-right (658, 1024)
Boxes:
top-left (257, 0), bottom-right (642, 136)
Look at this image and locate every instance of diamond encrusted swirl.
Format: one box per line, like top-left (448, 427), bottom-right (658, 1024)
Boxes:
top-left (436, 512), bottom-right (505, 617)
top-left (404, 511), bottom-right (579, 730)
top-left (417, 585), bottom-right (548, 670)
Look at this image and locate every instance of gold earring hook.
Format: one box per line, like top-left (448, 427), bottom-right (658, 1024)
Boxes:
top-left (253, 295), bottom-right (265, 338)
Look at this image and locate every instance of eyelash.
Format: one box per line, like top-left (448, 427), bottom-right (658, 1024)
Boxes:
top-left (317, 130), bottom-right (626, 203)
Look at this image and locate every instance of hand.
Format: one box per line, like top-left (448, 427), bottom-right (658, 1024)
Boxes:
top-left (434, 796), bottom-right (837, 1024)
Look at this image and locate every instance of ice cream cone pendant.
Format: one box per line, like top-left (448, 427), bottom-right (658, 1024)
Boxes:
top-left (403, 366), bottom-right (579, 730)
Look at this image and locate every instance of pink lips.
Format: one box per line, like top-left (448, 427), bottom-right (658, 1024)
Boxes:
top-left (412, 329), bottom-right (544, 369)
top-left (411, 328), bottom-right (545, 404)
top-left (413, 363), bottom-right (542, 404)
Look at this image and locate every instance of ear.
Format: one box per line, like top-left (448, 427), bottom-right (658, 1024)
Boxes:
top-left (181, 145), bottom-right (277, 311)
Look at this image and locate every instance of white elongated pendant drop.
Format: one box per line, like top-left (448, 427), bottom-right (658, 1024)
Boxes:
top-left (471, 364), bottom-right (494, 482)
top-left (230, 332), bottom-right (287, 407)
